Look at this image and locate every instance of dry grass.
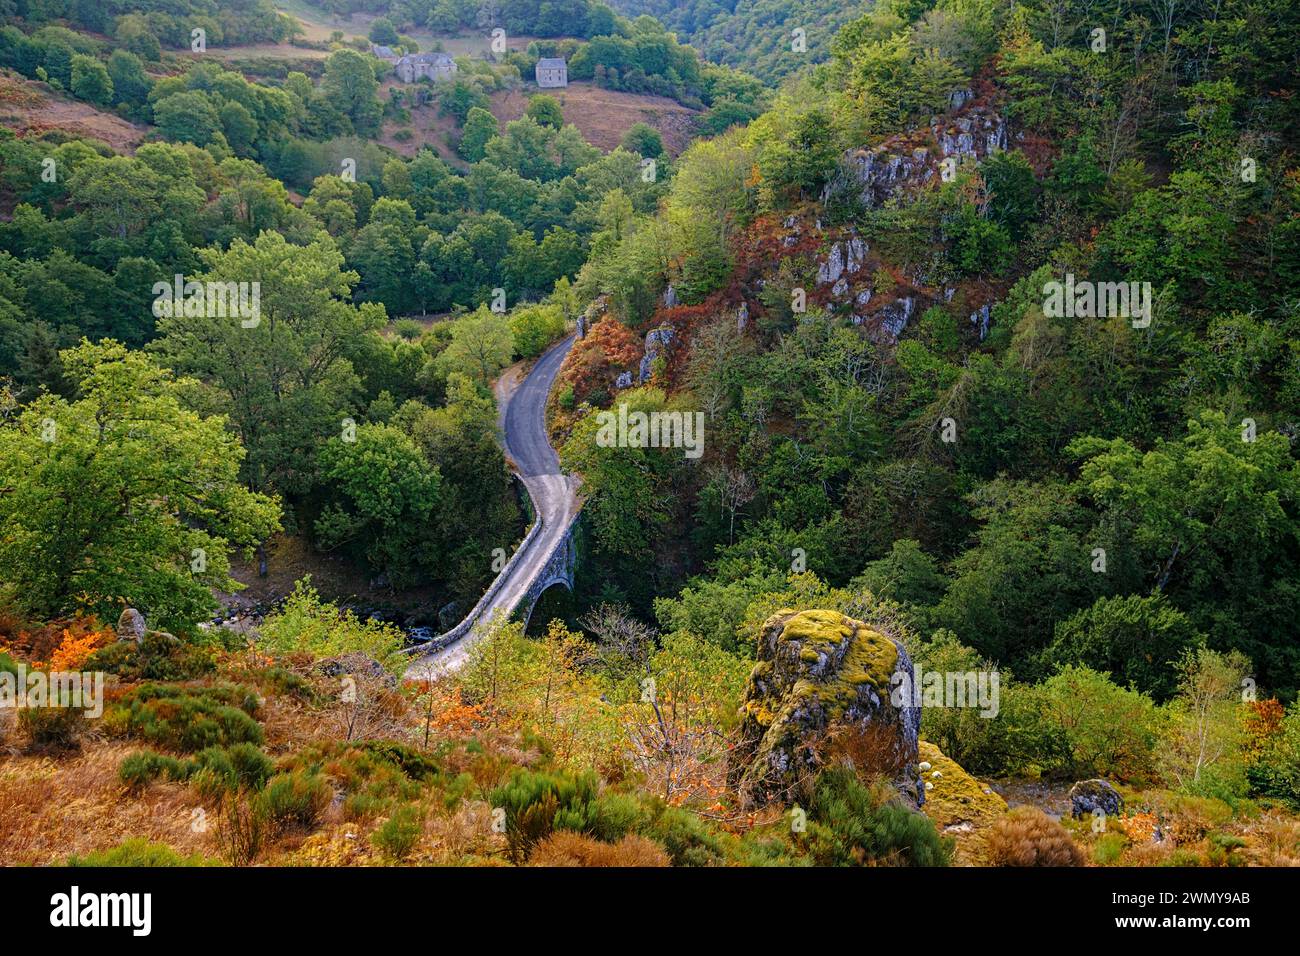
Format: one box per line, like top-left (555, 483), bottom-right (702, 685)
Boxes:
top-left (490, 82), bottom-right (700, 156)
top-left (528, 830), bottom-right (670, 867)
top-left (0, 743), bottom-right (216, 865)
top-left (985, 806), bottom-right (1087, 867)
top-left (0, 69), bottom-right (148, 153)
top-left (1241, 811), bottom-right (1300, 866)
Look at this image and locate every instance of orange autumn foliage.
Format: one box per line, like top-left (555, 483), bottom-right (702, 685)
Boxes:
top-left (47, 626), bottom-right (113, 671)
top-left (1244, 698), bottom-right (1286, 757)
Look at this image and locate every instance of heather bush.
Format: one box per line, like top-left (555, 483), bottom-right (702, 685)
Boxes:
top-left (986, 807), bottom-right (1086, 866)
top-left (190, 742), bottom-right (276, 798)
top-left (528, 831), bottom-right (670, 867)
top-left (119, 750), bottom-right (190, 790)
top-left (255, 771), bottom-right (332, 833)
top-left (806, 766), bottom-right (952, 866)
top-left (371, 804), bottom-right (424, 860)
top-left (113, 683), bottom-right (263, 752)
top-left (18, 699), bottom-right (86, 752)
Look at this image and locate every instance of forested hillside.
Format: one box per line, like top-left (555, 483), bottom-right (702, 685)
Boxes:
top-left (1, 0), bottom-right (1299, 874)
top-left (611, 0), bottom-right (860, 78)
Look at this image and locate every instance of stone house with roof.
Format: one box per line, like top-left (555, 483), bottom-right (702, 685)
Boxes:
top-left (535, 57), bottom-right (567, 88)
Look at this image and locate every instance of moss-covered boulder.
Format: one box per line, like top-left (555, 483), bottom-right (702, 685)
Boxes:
top-left (729, 609), bottom-right (921, 808)
top-left (1069, 778), bottom-right (1123, 820)
top-left (918, 741), bottom-right (1007, 830)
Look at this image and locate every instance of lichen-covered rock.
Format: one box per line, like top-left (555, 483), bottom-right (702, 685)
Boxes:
top-left (872, 296), bottom-right (915, 341)
top-left (1069, 779), bottom-right (1123, 819)
top-left (730, 609), bottom-right (920, 809)
top-left (116, 608), bottom-right (147, 644)
top-left (918, 741), bottom-right (1007, 832)
top-left (116, 607), bottom-right (179, 651)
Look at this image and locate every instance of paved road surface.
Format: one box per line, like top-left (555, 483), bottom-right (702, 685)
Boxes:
top-left (405, 335), bottom-right (579, 677)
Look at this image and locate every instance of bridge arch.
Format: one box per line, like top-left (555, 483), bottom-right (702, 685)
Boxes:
top-left (519, 522), bottom-right (577, 633)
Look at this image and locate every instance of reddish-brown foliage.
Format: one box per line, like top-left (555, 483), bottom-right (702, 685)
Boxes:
top-left (561, 315), bottom-right (642, 401)
top-left (986, 807), bottom-right (1087, 867)
top-left (527, 830), bottom-right (670, 867)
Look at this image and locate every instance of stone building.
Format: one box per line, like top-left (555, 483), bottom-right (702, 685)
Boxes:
top-left (372, 45), bottom-right (458, 84)
top-left (535, 57), bottom-right (568, 88)
top-left (394, 52), bottom-right (458, 84)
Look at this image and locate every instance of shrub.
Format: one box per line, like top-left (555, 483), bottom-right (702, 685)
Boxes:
top-left (19, 696), bottom-right (86, 752)
top-left (641, 803), bottom-right (724, 867)
top-left (85, 637), bottom-right (215, 681)
top-left (68, 838), bottom-right (211, 867)
top-left (806, 766), bottom-right (952, 866)
top-left (1037, 665), bottom-right (1159, 780)
top-left (1247, 700), bottom-right (1300, 806)
top-left (1207, 831), bottom-right (1248, 867)
top-left (218, 792), bottom-right (265, 866)
top-left (119, 750), bottom-right (190, 791)
top-left (190, 742), bottom-right (275, 798)
top-left (394, 318), bottom-right (424, 340)
top-left (245, 665), bottom-right (317, 702)
top-left (258, 580), bottom-right (405, 673)
top-left (371, 804), bottom-right (424, 860)
top-left (1093, 831), bottom-right (1128, 865)
top-left (528, 831), bottom-right (670, 867)
top-left (113, 683), bottom-right (263, 752)
top-left (255, 771), bottom-right (332, 833)
top-left (986, 807), bottom-right (1086, 866)
top-left (490, 769), bottom-right (600, 862)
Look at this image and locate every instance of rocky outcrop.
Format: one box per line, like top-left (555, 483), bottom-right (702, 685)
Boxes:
top-left (1069, 779), bottom-right (1123, 819)
top-left (816, 236), bottom-right (868, 287)
top-left (115, 608), bottom-right (179, 651)
top-left (638, 325), bottom-right (676, 384)
top-left (730, 609), bottom-right (921, 808)
top-left (116, 608), bottom-right (147, 643)
top-left (823, 102), bottom-right (1009, 211)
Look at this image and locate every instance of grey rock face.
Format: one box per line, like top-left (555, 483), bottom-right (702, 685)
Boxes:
top-left (614, 370), bottom-right (633, 389)
top-left (117, 608), bottom-right (147, 644)
top-left (817, 242), bottom-right (845, 285)
top-left (638, 326), bottom-right (676, 383)
top-left (876, 296), bottom-right (915, 340)
top-left (823, 104), bottom-right (1008, 211)
top-left (970, 303), bottom-right (992, 340)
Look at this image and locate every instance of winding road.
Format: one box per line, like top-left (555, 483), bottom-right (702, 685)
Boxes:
top-left (404, 334), bottom-right (580, 677)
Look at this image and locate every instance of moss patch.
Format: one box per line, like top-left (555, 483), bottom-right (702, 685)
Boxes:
top-left (919, 741), bottom-right (1007, 828)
